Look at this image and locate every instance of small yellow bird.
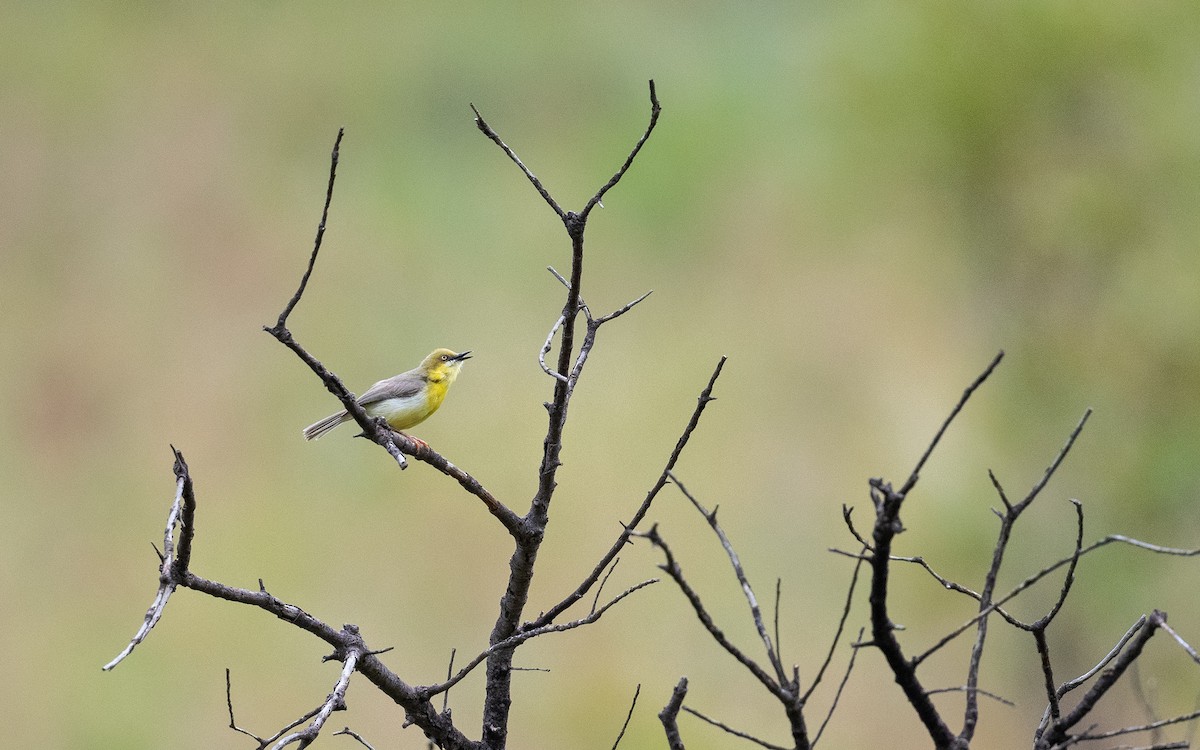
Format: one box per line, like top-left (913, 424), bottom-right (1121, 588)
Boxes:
top-left (302, 348), bottom-right (471, 443)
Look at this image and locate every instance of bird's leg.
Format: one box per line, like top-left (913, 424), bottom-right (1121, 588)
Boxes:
top-left (395, 431), bottom-right (429, 452)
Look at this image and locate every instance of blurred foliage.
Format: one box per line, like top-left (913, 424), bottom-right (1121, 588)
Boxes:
top-left (3, 1), bottom-right (1200, 748)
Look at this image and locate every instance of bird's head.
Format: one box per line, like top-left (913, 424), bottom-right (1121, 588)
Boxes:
top-left (423, 348), bottom-right (472, 381)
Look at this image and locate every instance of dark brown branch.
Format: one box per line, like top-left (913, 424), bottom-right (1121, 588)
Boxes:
top-left (659, 678), bottom-right (689, 750)
top-left (471, 105), bottom-right (565, 221)
top-left (804, 555), bottom-right (866, 704)
top-left (262, 129), bottom-right (409, 471)
top-left (171, 445), bottom-right (196, 577)
top-left (226, 669), bottom-right (272, 745)
top-left (533, 357), bottom-right (726, 629)
top-left (421, 579), bottom-right (657, 698)
top-left (638, 523), bottom-right (784, 698)
top-left (472, 84), bottom-right (664, 750)
top-left (334, 727), bottom-right (377, 750)
top-left (679, 706), bottom-right (789, 750)
top-left (580, 80), bottom-right (661, 221)
top-left (960, 411), bottom-right (1092, 744)
top-left (866, 353), bottom-right (1007, 749)
top-left (610, 684), bottom-right (640, 750)
top-left (273, 128), bottom-right (343, 331)
top-left (899, 350), bottom-right (1003, 496)
top-left (811, 624), bottom-right (868, 744)
top-left (109, 454), bottom-right (480, 749)
top-left (401, 439), bottom-right (522, 537)
top-left (1035, 610), bottom-right (1167, 749)
top-left (669, 472), bottom-right (788, 688)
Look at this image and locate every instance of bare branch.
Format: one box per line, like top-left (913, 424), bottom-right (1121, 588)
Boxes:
top-left (270, 649), bottom-right (358, 748)
top-left (534, 357), bottom-right (726, 628)
top-left (539, 314), bottom-right (569, 384)
top-left (804, 555), bottom-right (866, 704)
top-left (637, 524), bottom-right (785, 700)
top-left (103, 449), bottom-right (191, 671)
top-left (472, 84), bottom-right (665, 750)
top-left (659, 678), bottom-right (689, 750)
top-left (580, 80), bottom-right (662, 220)
top-left (962, 412), bottom-right (1092, 744)
top-left (262, 129), bottom-right (410, 470)
top-left (1013, 409), bottom-right (1093, 514)
top-left (592, 557), bottom-right (621, 616)
top-left (1070, 709), bottom-right (1200, 743)
top-left (866, 352), bottom-right (1007, 749)
top-left (773, 578), bottom-right (783, 676)
top-left (1159, 621), bottom-right (1200, 666)
top-left (595, 289), bottom-right (653, 325)
top-left (680, 706), bottom-right (789, 750)
top-left (471, 104), bottom-right (565, 221)
top-left (226, 669), bottom-right (267, 744)
top-left (403, 441), bottom-right (523, 537)
top-left (273, 128), bottom-right (344, 331)
top-left (811, 627), bottom-right (865, 747)
top-left (333, 727), bottom-right (377, 750)
top-left (610, 684), bottom-right (640, 750)
top-left (839, 505), bottom-right (873, 551)
top-left (925, 685), bottom-right (1014, 707)
top-left (899, 350), bottom-right (1003, 496)
top-left (1036, 611), bottom-right (1167, 748)
top-left (423, 578), bottom-right (657, 697)
top-left (670, 472), bottom-right (788, 687)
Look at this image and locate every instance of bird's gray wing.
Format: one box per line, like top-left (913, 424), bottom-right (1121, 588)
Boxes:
top-left (357, 369), bottom-right (425, 406)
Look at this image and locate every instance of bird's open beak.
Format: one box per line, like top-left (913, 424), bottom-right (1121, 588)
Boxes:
top-left (450, 350), bottom-right (472, 362)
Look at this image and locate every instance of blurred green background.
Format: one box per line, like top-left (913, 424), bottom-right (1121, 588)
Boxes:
top-left (4, 2), bottom-right (1200, 747)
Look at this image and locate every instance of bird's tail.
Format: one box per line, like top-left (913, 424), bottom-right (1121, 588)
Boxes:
top-left (302, 410), bottom-right (350, 441)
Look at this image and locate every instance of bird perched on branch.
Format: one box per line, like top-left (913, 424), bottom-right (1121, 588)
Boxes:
top-left (302, 348), bottom-right (471, 446)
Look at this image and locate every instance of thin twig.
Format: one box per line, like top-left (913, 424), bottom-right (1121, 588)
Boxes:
top-left (913, 532), bottom-right (1200, 667)
top-left (961, 411), bottom-right (1092, 745)
top-left (533, 357), bottom-right (726, 628)
top-left (926, 685), bottom-right (1014, 707)
top-left (867, 353), bottom-right (1006, 749)
top-left (638, 524), bottom-right (784, 700)
top-left (670, 472), bottom-right (787, 687)
top-left (274, 128), bottom-right (344, 330)
top-left (580, 80), bottom-right (662, 221)
top-left (899, 350), bottom-right (1003, 496)
top-left (592, 558), bottom-right (621, 616)
top-left (1071, 708), bottom-right (1200, 741)
top-left (334, 727), bottom-right (377, 750)
top-left (811, 627), bottom-right (865, 747)
top-left (471, 104), bottom-right (565, 221)
top-left (680, 706), bottom-right (789, 750)
top-left (1160, 621), bottom-right (1200, 666)
top-left (270, 648), bottom-right (358, 748)
top-left (422, 579), bottom-right (657, 697)
top-left (804, 555), bottom-right (866, 704)
top-left (610, 684), bottom-right (641, 750)
top-left (226, 669), bottom-right (266, 743)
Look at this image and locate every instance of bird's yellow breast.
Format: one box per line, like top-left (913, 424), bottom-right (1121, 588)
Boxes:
top-left (365, 372), bottom-right (455, 431)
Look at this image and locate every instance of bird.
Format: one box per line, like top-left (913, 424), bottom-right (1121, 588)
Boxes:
top-left (302, 348), bottom-right (471, 445)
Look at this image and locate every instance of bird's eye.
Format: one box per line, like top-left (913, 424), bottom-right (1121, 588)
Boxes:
top-left (441, 355), bottom-right (448, 361)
